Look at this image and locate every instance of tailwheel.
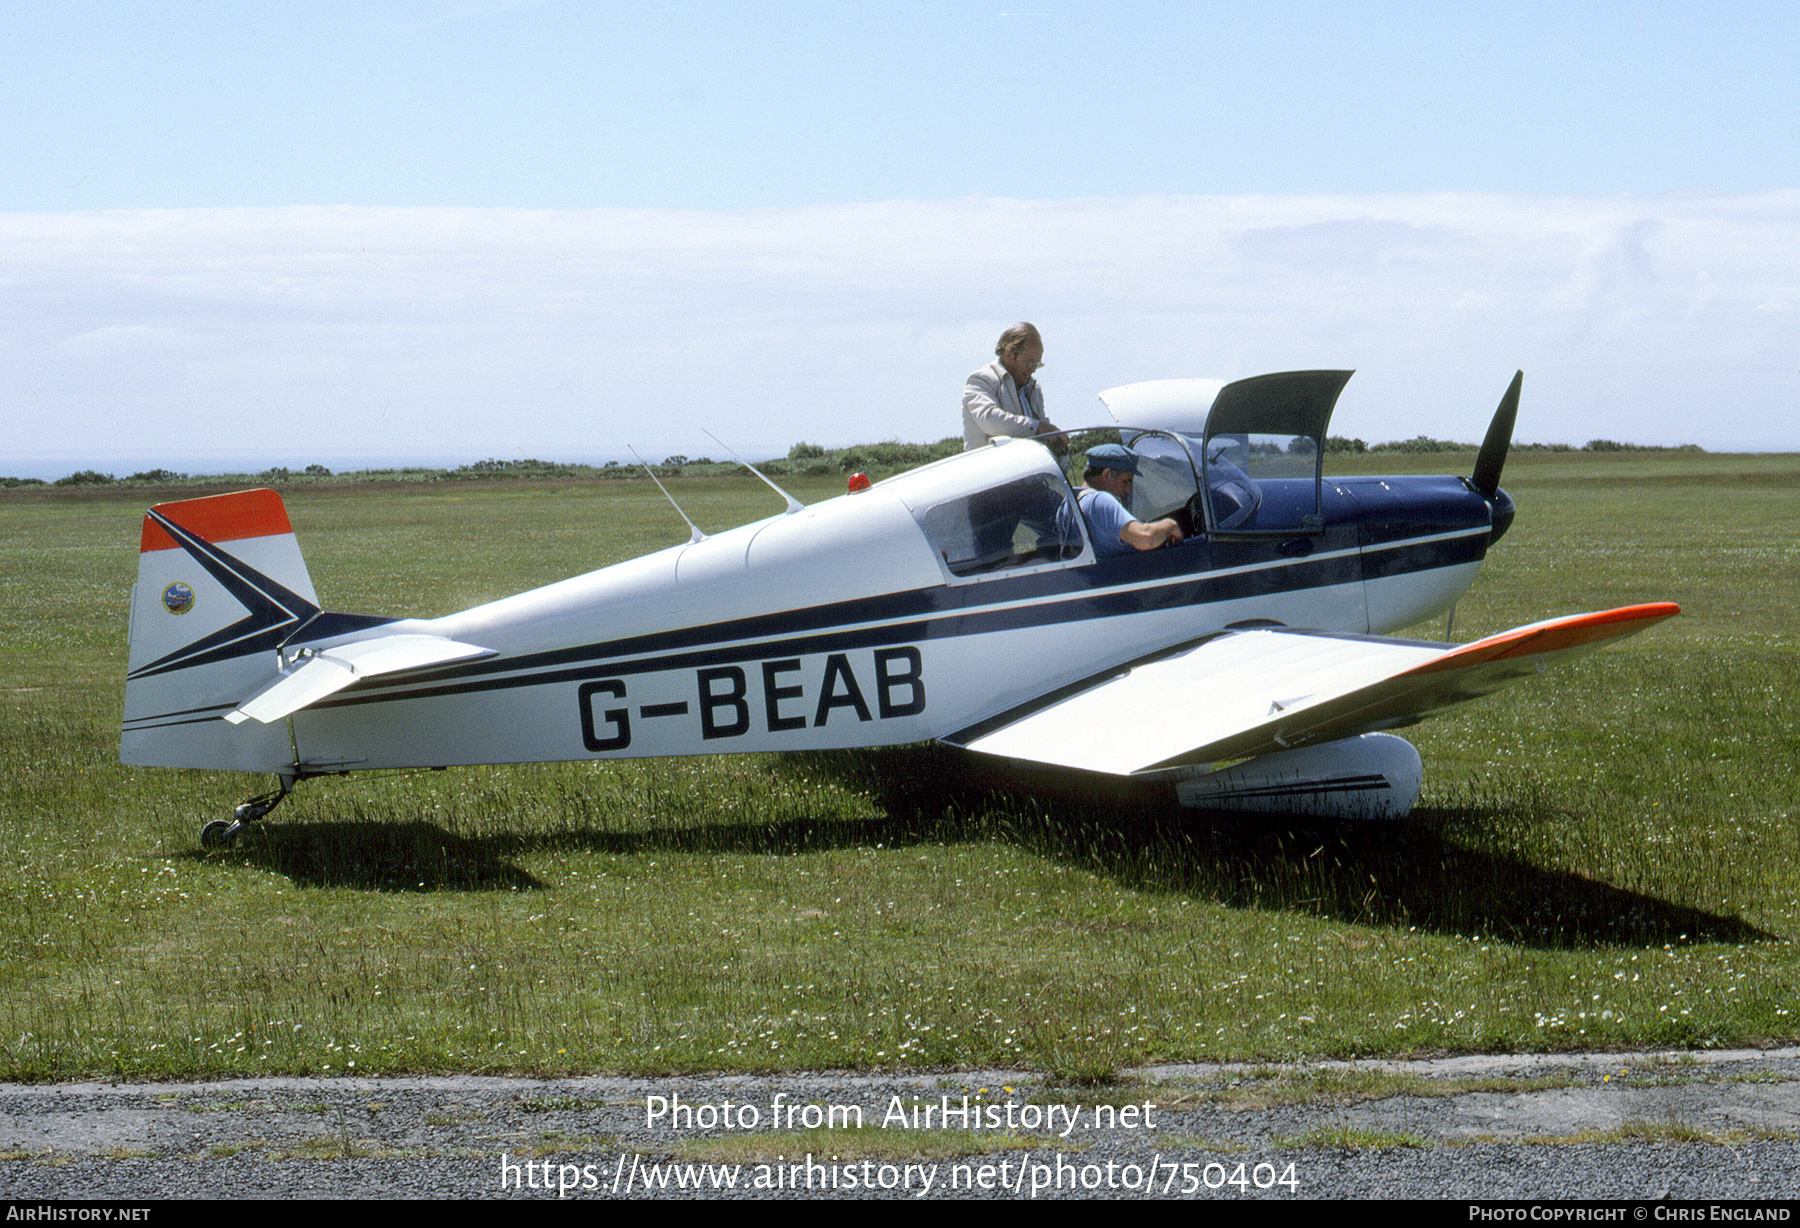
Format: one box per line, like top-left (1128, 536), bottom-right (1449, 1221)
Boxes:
top-left (201, 775), bottom-right (297, 849)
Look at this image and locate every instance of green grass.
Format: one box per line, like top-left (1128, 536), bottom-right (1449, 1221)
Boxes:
top-left (1520, 1118), bottom-right (1768, 1147)
top-left (1272, 1125), bottom-right (1428, 1150)
top-left (1, 453), bottom-right (1797, 1080)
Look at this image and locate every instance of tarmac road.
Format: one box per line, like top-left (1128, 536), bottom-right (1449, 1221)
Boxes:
top-left (4, 1048), bottom-right (1798, 1200)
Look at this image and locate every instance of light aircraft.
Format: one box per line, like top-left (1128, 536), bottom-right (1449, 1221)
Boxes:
top-left (121, 370), bottom-right (1677, 847)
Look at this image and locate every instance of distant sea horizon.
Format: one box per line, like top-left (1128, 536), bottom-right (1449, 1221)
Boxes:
top-left (6, 437), bottom-right (1797, 484)
top-left (0, 449), bottom-right (794, 483)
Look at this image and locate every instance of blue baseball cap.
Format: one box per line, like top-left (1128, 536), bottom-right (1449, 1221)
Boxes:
top-left (1084, 443), bottom-right (1141, 475)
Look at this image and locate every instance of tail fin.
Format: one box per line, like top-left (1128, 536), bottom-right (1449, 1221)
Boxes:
top-left (122, 489), bottom-right (321, 771)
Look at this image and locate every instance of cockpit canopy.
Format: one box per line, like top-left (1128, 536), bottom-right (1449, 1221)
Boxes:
top-left (874, 371), bottom-right (1357, 584)
top-left (879, 438), bottom-right (1085, 582)
top-left (1099, 370), bottom-right (1353, 534)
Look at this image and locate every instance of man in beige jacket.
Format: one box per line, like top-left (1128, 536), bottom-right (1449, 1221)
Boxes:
top-left (962, 322), bottom-right (1065, 451)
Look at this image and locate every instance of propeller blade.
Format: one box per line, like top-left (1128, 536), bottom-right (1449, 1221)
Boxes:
top-left (1472, 370), bottom-right (1521, 499)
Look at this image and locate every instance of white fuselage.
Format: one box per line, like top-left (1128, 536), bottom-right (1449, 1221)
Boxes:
top-left (280, 452), bottom-right (1488, 774)
top-left (121, 440), bottom-right (1492, 777)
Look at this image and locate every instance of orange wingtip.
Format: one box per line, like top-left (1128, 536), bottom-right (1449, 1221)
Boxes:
top-left (139, 489), bottom-right (294, 553)
top-left (1408, 603), bottom-right (1681, 675)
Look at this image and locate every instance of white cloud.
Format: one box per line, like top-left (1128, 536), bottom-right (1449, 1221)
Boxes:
top-left (56, 323), bottom-right (200, 356)
top-left (2, 191), bottom-right (1795, 476)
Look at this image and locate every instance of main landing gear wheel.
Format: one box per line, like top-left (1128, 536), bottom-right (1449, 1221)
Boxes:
top-left (200, 820), bottom-right (235, 849)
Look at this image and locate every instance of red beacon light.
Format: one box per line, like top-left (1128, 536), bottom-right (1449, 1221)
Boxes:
top-left (846, 472), bottom-right (871, 493)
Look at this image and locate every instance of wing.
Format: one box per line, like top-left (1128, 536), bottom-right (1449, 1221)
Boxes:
top-left (223, 633), bottom-right (496, 726)
top-left (945, 603), bottom-right (1679, 775)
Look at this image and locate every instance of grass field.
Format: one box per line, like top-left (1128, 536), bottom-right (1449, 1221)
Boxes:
top-left (1, 452), bottom-right (1796, 1081)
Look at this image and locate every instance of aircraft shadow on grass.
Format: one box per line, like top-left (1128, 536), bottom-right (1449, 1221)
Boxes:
top-left (801, 746), bottom-right (1776, 951)
top-left (184, 820), bottom-right (546, 893)
top-left (189, 746), bottom-right (1771, 950)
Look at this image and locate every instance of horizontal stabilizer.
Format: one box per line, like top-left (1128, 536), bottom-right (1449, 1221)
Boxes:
top-left (949, 603), bottom-right (1679, 776)
top-left (224, 634), bottom-right (495, 725)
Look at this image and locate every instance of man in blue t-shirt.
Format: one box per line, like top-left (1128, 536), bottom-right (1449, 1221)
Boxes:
top-left (1069, 443), bottom-right (1184, 556)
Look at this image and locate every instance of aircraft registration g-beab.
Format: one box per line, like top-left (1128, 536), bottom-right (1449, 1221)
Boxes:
top-left (122, 370), bottom-right (1677, 847)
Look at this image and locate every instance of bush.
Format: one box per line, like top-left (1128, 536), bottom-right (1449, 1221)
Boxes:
top-left (1369, 435), bottom-right (1473, 454)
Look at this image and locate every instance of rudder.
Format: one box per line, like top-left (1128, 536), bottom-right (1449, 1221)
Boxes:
top-left (122, 489), bottom-right (320, 771)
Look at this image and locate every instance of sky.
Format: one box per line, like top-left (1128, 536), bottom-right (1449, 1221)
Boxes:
top-left (2, 1), bottom-right (1797, 476)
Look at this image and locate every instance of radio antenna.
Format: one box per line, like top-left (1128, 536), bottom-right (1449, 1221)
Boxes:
top-left (703, 429), bottom-right (805, 515)
top-left (629, 446), bottom-right (706, 543)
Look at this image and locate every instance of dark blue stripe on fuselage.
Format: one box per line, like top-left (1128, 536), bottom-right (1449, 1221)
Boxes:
top-left (1359, 530), bottom-right (1488, 580)
top-left (129, 472), bottom-right (1500, 728)
top-left (309, 533), bottom-right (1396, 712)
top-left (122, 700), bottom-right (243, 732)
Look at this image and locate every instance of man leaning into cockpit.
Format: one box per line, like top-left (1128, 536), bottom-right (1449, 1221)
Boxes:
top-left (1065, 443), bottom-right (1184, 556)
